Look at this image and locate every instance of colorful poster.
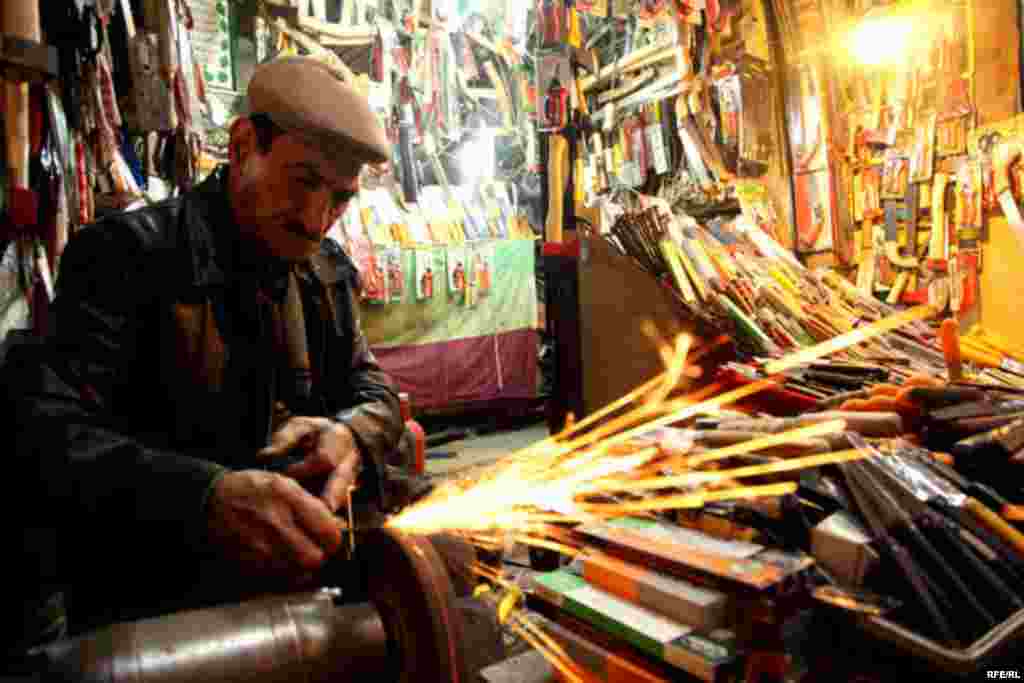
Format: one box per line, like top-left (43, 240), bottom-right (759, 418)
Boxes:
top-left (363, 248), bottom-right (388, 304)
top-left (536, 50), bottom-right (574, 131)
top-left (471, 242), bottom-right (495, 297)
top-left (735, 181), bottom-right (789, 250)
top-left (382, 248), bottom-right (404, 303)
top-left (416, 250), bottom-right (439, 301)
top-left (447, 245), bottom-right (469, 305)
top-left (794, 170), bottom-right (835, 253)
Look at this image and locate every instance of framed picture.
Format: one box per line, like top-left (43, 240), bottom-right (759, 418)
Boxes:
top-left (536, 50), bottom-right (574, 132)
top-left (909, 111), bottom-right (938, 183)
top-left (794, 169), bottom-right (836, 253)
top-left (881, 149), bottom-right (910, 199)
top-left (786, 61), bottom-right (828, 174)
top-left (936, 114), bottom-right (969, 157)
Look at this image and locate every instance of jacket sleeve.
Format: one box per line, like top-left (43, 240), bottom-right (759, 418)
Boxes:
top-left (324, 260), bottom-right (404, 505)
top-left (8, 221), bottom-right (227, 551)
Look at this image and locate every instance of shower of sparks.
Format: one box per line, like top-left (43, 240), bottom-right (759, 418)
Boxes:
top-left (387, 331), bottom-right (868, 537)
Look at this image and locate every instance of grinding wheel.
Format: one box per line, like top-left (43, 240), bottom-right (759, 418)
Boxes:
top-left (361, 528), bottom-right (467, 683)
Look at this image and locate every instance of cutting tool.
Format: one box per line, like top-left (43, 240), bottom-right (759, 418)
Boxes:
top-left (839, 458), bottom-right (959, 646)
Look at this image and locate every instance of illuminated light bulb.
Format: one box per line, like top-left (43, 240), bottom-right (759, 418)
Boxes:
top-left (848, 14), bottom-right (917, 67)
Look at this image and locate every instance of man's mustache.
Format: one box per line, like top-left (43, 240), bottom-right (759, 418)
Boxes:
top-left (246, 210), bottom-right (321, 243)
top-left (282, 222), bottom-right (322, 243)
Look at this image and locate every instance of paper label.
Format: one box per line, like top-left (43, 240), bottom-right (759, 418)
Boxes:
top-left (569, 584), bottom-right (693, 643)
top-left (602, 102), bottom-right (616, 132)
top-left (647, 124), bottom-right (669, 175)
top-left (605, 518), bottom-right (764, 559)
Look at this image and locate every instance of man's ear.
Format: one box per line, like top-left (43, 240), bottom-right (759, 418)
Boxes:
top-left (228, 117), bottom-right (258, 167)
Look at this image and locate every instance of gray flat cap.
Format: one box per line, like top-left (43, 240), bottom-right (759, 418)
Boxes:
top-left (246, 56), bottom-right (391, 176)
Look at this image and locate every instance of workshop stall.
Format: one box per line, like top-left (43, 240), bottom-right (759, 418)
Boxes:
top-left (11, 0), bottom-right (1024, 682)
top-left (472, 0), bottom-right (1024, 681)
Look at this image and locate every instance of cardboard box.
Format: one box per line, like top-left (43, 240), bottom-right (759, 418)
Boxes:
top-left (575, 517), bottom-right (815, 593)
top-left (810, 511), bottom-right (878, 586)
top-left (532, 570), bottom-right (740, 682)
top-left (582, 552), bottom-right (731, 631)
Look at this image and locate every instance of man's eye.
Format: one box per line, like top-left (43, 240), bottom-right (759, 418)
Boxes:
top-left (297, 176), bottom-right (321, 189)
top-left (331, 189), bottom-right (356, 206)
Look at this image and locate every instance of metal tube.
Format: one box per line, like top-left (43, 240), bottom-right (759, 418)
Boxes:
top-left (35, 592), bottom-right (391, 683)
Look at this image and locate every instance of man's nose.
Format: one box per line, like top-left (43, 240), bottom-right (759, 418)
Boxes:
top-left (300, 189), bottom-right (336, 236)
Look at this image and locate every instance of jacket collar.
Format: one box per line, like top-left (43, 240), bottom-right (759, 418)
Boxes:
top-left (184, 166), bottom-right (291, 299)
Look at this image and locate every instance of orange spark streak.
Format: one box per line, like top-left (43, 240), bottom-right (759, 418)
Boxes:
top-left (683, 420), bottom-right (846, 467)
top-left (584, 448), bottom-right (866, 494)
top-left (551, 382), bottom-right (720, 458)
top-left (508, 621), bottom-right (584, 683)
top-left (514, 535), bottom-right (583, 557)
top-left (514, 616), bottom-right (585, 680)
top-left (579, 482), bottom-right (798, 514)
top-left (651, 334), bottom-right (693, 406)
top-left (763, 304), bottom-right (937, 374)
top-left (596, 380), bottom-right (776, 451)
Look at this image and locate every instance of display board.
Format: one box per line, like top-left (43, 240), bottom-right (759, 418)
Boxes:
top-left (359, 238), bottom-right (539, 409)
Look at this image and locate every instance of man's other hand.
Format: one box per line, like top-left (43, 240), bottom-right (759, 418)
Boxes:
top-left (207, 471), bottom-right (343, 576)
top-left (259, 416), bottom-right (362, 512)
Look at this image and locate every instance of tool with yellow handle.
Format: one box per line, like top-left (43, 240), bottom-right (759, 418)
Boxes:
top-left (484, 61), bottom-right (514, 131)
top-left (546, 134), bottom-right (569, 243)
top-left (967, 327), bottom-right (1024, 360)
top-left (964, 499), bottom-right (1024, 557)
top-left (926, 173), bottom-right (950, 312)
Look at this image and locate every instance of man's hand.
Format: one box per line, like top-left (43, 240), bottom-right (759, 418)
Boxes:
top-left (207, 470), bottom-right (343, 577)
top-left (259, 416), bottom-right (363, 511)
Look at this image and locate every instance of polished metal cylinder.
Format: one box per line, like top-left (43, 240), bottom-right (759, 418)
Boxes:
top-left (37, 591), bottom-right (391, 683)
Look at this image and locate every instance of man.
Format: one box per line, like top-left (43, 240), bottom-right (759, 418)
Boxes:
top-left (4, 57), bottom-right (406, 640)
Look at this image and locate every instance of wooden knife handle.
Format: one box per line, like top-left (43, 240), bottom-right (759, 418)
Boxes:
top-left (545, 134), bottom-right (569, 243)
top-left (940, 318), bottom-right (963, 381)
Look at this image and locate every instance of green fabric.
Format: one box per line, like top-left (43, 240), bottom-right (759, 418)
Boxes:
top-left (360, 239), bottom-right (537, 348)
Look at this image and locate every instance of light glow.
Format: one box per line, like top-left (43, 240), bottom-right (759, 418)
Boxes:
top-left (848, 15), bottom-right (916, 67)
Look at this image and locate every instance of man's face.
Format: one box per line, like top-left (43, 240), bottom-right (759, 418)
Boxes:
top-left (228, 119), bottom-right (358, 261)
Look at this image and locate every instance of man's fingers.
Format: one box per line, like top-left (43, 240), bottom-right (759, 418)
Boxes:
top-left (285, 451), bottom-right (336, 480)
top-left (259, 418), bottom-right (327, 459)
top-left (259, 429), bottom-right (316, 459)
top-left (283, 480), bottom-right (343, 555)
top-left (322, 462), bottom-right (358, 512)
top-left (275, 511), bottom-right (328, 570)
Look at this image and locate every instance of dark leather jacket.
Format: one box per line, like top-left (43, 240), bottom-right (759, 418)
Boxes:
top-left (4, 168), bottom-right (403, 632)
